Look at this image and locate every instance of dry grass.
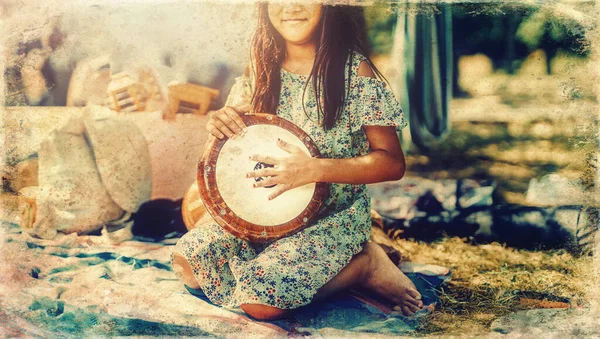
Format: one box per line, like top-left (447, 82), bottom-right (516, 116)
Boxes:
top-left (372, 51), bottom-right (598, 335)
top-left (458, 51), bottom-right (597, 106)
top-left (385, 233), bottom-right (597, 335)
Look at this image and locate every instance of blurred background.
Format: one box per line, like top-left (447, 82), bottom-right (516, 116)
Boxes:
top-left (363, 1), bottom-right (597, 206)
top-left (3, 1), bottom-right (597, 206)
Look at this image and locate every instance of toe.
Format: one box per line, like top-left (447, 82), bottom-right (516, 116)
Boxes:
top-left (405, 296), bottom-right (424, 308)
top-left (401, 305), bottom-right (414, 316)
top-left (406, 302), bottom-right (422, 313)
top-left (425, 303), bottom-right (436, 312)
top-left (407, 288), bottom-right (422, 300)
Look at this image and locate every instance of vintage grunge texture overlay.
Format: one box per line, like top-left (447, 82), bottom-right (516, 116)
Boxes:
top-left (1, 0), bottom-right (599, 337)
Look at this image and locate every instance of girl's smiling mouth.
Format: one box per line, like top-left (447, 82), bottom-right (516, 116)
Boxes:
top-left (282, 18), bottom-right (307, 24)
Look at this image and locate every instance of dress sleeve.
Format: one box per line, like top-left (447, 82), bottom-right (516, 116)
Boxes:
top-left (346, 76), bottom-right (407, 134)
top-left (224, 75), bottom-right (253, 107)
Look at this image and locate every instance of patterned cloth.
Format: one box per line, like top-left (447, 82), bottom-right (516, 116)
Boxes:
top-left (173, 52), bottom-right (407, 309)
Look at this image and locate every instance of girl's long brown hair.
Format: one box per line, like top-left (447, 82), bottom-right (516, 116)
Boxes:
top-left (250, 4), bottom-right (384, 130)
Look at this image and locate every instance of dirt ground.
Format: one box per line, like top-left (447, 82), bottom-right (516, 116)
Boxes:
top-left (371, 51), bottom-right (599, 335)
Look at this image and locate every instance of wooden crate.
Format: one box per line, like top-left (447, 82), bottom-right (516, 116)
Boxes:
top-left (165, 83), bottom-right (219, 120)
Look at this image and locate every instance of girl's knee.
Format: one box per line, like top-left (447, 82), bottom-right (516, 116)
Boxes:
top-left (171, 252), bottom-right (201, 289)
top-left (240, 304), bottom-right (287, 321)
top-left (176, 223), bottom-right (216, 247)
top-left (176, 223), bottom-right (241, 256)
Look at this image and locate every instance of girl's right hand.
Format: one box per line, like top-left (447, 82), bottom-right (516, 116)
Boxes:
top-left (205, 104), bottom-right (251, 139)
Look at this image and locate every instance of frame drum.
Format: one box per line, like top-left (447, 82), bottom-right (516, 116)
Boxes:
top-left (198, 113), bottom-right (329, 243)
top-left (181, 181), bottom-right (211, 231)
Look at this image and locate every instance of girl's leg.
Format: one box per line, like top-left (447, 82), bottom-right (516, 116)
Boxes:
top-left (316, 242), bottom-right (425, 316)
top-left (311, 243), bottom-right (372, 300)
top-left (172, 252), bottom-right (201, 289)
top-left (240, 242), bottom-right (424, 320)
top-left (171, 221), bottom-right (254, 305)
top-left (239, 244), bottom-right (371, 320)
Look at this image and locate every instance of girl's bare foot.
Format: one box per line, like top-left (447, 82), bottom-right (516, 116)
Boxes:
top-left (359, 242), bottom-right (425, 316)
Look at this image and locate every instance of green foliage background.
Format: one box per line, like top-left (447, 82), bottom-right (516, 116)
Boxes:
top-left (364, 3), bottom-right (589, 60)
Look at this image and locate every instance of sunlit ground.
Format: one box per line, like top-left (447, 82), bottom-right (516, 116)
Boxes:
top-left (372, 51), bottom-right (599, 335)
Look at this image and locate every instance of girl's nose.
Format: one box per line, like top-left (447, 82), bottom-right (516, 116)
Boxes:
top-left (281, 3), bottom-right (303, 13)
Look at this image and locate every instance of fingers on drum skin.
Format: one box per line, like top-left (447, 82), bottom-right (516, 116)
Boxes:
top-left (253, 178), bottom-right (277, 188)
top-left (206, 105), bottom-right (248, 139)
top-left (249, 154), bottom-right (279, 165)
top-left (206, 124), bottom-right (226, 139)
top-left (217, 111), bottom-right (239, 133)
top-left (247, 168), bottom-right (277, 179)
top-left (276, 138), bottom-right (300, 153)
top-left (268, 185), bottom-right (289, 201)
top-left (210, 119), bottom-right (235, 139)
top-left (220, 108), bottom-right (244, 136)
top-left (223, 106), bottom-right (248, 133)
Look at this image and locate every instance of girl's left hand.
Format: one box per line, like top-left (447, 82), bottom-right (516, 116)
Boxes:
top-left (246, 138), bottom-right (317, 200)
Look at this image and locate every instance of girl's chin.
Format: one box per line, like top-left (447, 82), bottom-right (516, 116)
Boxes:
top-left (280, 31), bottom-right (316, 45)
top-left (283, 37), bottom-right (314, 46)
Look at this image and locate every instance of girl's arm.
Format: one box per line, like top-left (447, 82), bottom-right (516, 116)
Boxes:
top-left (313, 60), bottom-right (405, 183)
top-left (314, 125), bottom-right (405, 184)
top-left (205, 65), bottom-right (253, 140)
top-left (248, 126), bottom-right (405, 200)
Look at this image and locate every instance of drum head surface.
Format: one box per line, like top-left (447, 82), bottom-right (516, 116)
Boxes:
top-left (216, 124), bottom-right (315, 226)
top-left (198, 113), bottom-right (328, 242)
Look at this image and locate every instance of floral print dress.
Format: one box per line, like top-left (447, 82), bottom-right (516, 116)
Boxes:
top-left (173, 52), bottom-right (407, 310)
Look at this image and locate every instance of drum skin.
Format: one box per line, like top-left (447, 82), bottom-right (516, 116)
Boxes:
top-left (198, 113), bottom-right (329, 243)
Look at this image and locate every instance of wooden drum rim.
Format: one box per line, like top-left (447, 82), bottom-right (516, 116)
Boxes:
top-left (197, 113), bottom-right (329, 243)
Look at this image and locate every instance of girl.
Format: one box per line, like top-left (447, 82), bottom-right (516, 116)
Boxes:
top-left (172, 3), bottom-right (425, 320)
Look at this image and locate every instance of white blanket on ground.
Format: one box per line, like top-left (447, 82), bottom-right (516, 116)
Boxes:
top-left (0, 223), bottom-right (287, 337)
